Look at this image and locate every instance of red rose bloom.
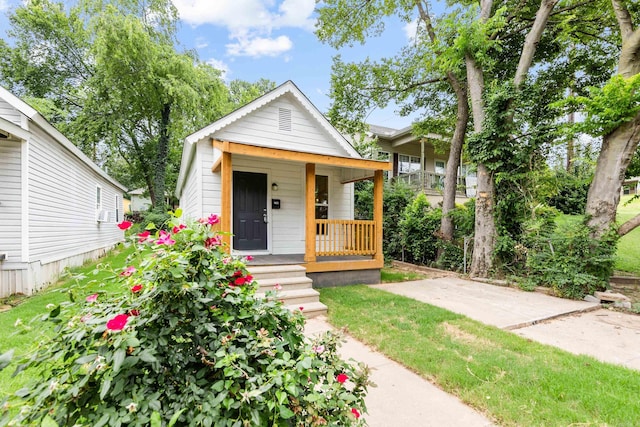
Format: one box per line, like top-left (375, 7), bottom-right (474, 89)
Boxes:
top-left (137, 230), bottom-right (151, 242)
top-left (117, 221), bottom-right (132, 230)
top-left (131, 284), bottom-right (143, 293)
top-left (106, 314), bottom-right (129, 331)
top-left (351, 408), bottom-right (361, 419)
top-left (336, 373), bottom-right (348, 384)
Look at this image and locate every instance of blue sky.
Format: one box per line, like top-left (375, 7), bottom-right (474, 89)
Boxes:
top-left (0, 0), bottom-right (419, 129)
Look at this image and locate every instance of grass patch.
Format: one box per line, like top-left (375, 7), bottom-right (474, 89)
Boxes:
top-left (0, 244), bottom-right (134, 397)
top-left (380, 268), bottom-right (426, 283)
top-left (320, 286), bottom-right (640, 426)
top-left (555, 195), bottom-right (640, 275)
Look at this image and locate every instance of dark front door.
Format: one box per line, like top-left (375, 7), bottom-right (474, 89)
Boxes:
top-left (233, 171), bottom-right (267, 251)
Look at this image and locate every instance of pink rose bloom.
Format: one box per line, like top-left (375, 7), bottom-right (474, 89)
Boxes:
top-left (120, 266), bottom-right (136, 277)
top-left (106, 314), bottom-right (129, 331)
top-left (207, 214), bottom-right (220, 225)
top-left (86, 293), bottom-right (98, 303)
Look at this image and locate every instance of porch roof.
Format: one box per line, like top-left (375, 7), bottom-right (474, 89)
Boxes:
top-left (211, 139), bottom-right (391, 182)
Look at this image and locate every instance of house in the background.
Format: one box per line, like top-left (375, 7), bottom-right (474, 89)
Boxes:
top-left (128, 187), bottom-right (152, 212)
top-left (622, 177), bottom-right (640, 196)
top-left (175, 81), bottom-right (390, 309)
top-left (369, 124), bottom-right (476, 202)
top-left (0, 86), bottom-right (126, 297)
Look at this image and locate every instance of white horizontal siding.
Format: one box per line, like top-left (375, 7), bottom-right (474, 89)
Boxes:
top-left (179, 148), bottom-right (201, 221)
top-left (27, 126), bottom-right (124, 264)
top-left (201, 141), bottom-right (220, 218)
top-left (0, 99), bottom-right (22, 125)
top-left (317, 165), bottom-right (354, 221)
top-left (215, 95), bottom-right (351, 157)
top-left (0, 139), bottom-right (22, 261)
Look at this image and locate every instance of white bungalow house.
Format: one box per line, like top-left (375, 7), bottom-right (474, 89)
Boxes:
top-left (0, 86), bottom-right (126, 297)
top-left (368, 124), bottom-right (477, 201)
top-left (175, 81), bottom-right (390, 311)
top-left (128, 187), bottom-right (152, 212)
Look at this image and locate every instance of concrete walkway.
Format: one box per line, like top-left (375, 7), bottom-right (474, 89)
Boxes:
top-left (305, 276), bottom-right (640, 426)
top-left (304, 317), bottom-right (496, 427)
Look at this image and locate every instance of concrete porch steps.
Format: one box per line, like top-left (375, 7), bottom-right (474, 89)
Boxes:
top-left (249, 265), bottom-right (327, 318)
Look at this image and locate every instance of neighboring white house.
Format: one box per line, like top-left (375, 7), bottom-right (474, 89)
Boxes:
top-left (0, 86), bottom-right (126, 297)
top-left (128, 187), bottom-right (152, 212)
top-left (175, 81), bottom-right (389, 285)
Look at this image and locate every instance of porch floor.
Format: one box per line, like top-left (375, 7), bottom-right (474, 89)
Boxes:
top-left (246, 254), bottom-right (372, 266)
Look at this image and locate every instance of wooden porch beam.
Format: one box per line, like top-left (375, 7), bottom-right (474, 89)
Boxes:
top-left (373, 169), bottom-right (384, 263)
top-left (220, 151), bottom-right (232, 251)
top-left (213, 139), bottom-right (391, 171)
top-left (304, 163), bottom-right (316, 263)
top-left (304, 258), bottom-right (384, 273)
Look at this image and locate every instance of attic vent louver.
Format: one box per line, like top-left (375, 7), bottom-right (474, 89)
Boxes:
top-left (278, 108), bottom-right (292, 131)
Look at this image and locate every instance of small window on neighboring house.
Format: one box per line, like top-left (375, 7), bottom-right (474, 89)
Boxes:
top-left (378, 151), bottom-right (391, 180)
top-left (435, 160), bottom-right (446, 175)
top-left (115, 195), bottom-right (120, 223)
top-left (278, 108), bottom-right (292, 131)
top-left (96, 186), bottom-right (102, 211)
top-left (315, 175), bottom-right (329, 234)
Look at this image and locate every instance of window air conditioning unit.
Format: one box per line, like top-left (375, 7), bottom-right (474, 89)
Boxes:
top-left (97, 210), bottom-right (111, 222)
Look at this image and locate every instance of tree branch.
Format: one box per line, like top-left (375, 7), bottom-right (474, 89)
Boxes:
top-left (618, 213), bottom-right (640, 236)
top-left (611, 0), bottom-right (634, 41)
top-left (514, 0), bottom-right (559, 88)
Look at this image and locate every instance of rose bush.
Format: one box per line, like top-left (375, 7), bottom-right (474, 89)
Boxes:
top-left (0, 211), bottom-right (370, 426)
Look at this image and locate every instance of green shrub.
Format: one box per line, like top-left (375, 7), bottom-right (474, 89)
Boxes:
top-left (547, 169), bottom-right (591, 215)
top-left (383, 181), bottom-right (415, 261)
top-left (0, 213), bottom-right (369, 426)
top-left (400, 194), bottom-right (441, 265)
top-left (524, 223), bottom-right (618, 299)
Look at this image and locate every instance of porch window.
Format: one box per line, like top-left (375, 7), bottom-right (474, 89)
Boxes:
top-left (315, 175), bottom-right (328, 234)
top-left (398, 155), bottom-right (420, 174)
top-left (96, 185), bottom-right (102, 211)
top-left (115, 195), bottom-right (120, 222)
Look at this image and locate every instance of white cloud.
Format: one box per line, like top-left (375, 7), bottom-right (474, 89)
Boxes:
top-left (206, 58), bottom-right (230, 79)
top-left (172, 0), bottom-right (314, 57)
top-left (0, 0), bottom-right (9, 11)
top-left (226, 35), bottom-right (293, 58)
top-left (403, 19), bottom-right (418, 41)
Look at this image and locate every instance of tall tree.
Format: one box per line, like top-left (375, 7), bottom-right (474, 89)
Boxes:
top-left (583, 0), bottom-right (640, 237)
top-left (315, 0), bottom-right (469, 248)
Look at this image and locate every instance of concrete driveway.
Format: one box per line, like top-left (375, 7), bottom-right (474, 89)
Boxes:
top-left (371, 277), bottom-right (640, 370)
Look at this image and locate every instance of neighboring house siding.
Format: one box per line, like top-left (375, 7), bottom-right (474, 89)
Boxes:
top-left (214, 95), bottom-right (350, 157)
top-left (130, 195), bottom-right (152, 212)
top-left (234, 156), bottom-right (306, 254)
top-left (0, 99), bottom-right (21, 125)
top-left (28, 126), bottom-right (123, 265)
top-left (0, 139), bottom-right (22, 261)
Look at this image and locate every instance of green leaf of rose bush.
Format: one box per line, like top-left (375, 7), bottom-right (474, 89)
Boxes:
top-left (0, 214), bottom-right (371, 426)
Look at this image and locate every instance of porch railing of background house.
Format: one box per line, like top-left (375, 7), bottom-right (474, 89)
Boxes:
top-left (395, 171), bottom-right (466, 195)
top-left (315, 219), bottom-right (376, 256)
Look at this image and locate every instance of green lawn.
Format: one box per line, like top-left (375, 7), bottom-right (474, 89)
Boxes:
top-left (0, 244), bottom-right (135, 397)
top-left (320, 286), bottom-right (640, 426)
top-left (556, 195), bottom-right (640, 275)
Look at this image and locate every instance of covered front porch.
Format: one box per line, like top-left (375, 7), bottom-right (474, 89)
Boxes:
top-left (212, 139), bottom-right (391, 276)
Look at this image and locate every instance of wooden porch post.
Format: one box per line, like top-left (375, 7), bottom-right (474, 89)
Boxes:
top-left (305, 163), bottom-right (316, 263)
top-left (220, 151), bottom-right (232, 251)
top-left (374, 169), bottom-right (384, 263)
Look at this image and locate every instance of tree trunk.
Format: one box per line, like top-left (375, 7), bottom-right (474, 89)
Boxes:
top-left (440, 74), bottom-right (469, 242)
top-left (153, 103), bottom-right (171, 209)
top-left (465, 53), bottom-right (496, 277)
top-left (586, 112), bottom-right (640, 236)
top-left (585, 13), bottom-right (640, 238)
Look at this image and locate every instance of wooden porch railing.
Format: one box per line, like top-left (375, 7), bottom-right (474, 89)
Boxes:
top-left (315, 219), bottom-right (376, 256)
